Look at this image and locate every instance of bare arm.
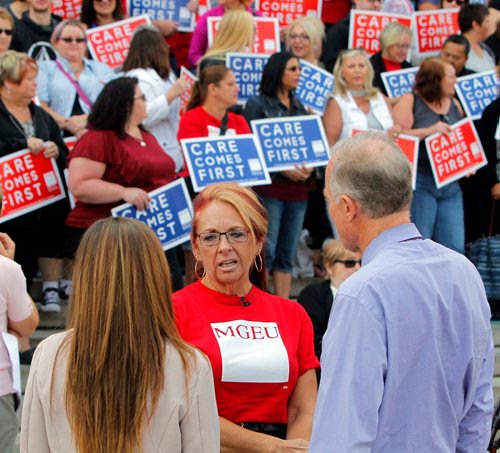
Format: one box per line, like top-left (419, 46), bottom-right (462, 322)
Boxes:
top-left (40, 101), bottom-right (68, 130)
top-left (220, 417), bottom-right (308, 453)
top-left (393, 93), bottom-right (452, 139)
top-left (68, 157), bottom-right (150, 210)
top-left (322, 98), bottom-right (343, 147)
top-left (8, 303), bottom-right (39, 338)
top-left (286, 369), bottom-right (317, 440)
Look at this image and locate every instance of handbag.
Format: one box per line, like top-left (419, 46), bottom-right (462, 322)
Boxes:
top-left (466, 201), bottom-right (500, 302)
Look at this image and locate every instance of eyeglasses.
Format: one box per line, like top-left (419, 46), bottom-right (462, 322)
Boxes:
top-left (134, 94), bottom-right (146, 101)
top-left (59, 37), bottom-right (86, 43)
top-left (198, 229), bottom-right (249, 246)
top-left (0, 28), bottom-right (13, 36)
top-left (443, 0), bottom-right (466, 4)
top-left (393, 43), bottom-right (410, 50)
top-left (334, 259), bottom-right (361, 268)
top-left (289, 33), bottom-right (310, 41)
top-left (285, 65), bottom-right (301, 72)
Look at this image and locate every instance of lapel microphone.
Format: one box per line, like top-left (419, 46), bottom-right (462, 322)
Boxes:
top-left (240, 296), bottom-right (251, 307)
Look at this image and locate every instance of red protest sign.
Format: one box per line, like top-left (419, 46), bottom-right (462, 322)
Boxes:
top-left (414, 8), bottom-right (459, 56)
top-left (352, 129), bottom-right (419, 189)
top-left (425, 118), bottom-right (487, 188)
top-left (348, 11), bottom-right (412, 55)
top-left (63, 136), bottom-right (78, 153)
top-left (86, 15), bottom-right (150, 69)
top-left (179, 67), bottom-right (198, 118)
top-left (254, 0), bottom-right (323, 27)
top-left (0, 149), bottom-right (66, 223)
top-left (208, 17), bottom-right (280, 55)
top-left (51, 0), bottom-right (82, 20)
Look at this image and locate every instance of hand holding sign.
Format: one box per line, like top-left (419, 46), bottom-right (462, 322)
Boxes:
top-left (123, 187), bottom-right (151, 211)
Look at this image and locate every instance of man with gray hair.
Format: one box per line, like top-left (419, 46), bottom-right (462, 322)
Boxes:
top-left (310, 131), bottom-right (494, 452)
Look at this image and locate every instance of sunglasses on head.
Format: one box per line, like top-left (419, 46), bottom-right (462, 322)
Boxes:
top-left (59, 37), bottom-right (86, 43)
top-left (0, 28), bottom-right (13, 36)
top-left (334, 259), bottom-right (361, 268)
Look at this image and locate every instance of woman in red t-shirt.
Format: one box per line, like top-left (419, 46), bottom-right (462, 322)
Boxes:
top-left (178, 65), bottom-right (250, 143)
top-left (66, 77), bottom-right (176, 258)
top-left (174, 182), bottom-right (319, 451)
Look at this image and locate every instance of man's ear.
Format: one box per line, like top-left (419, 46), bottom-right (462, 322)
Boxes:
top-left (340, 194), bottom-right (359, 222)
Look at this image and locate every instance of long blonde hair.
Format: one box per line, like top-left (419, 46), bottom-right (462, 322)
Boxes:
top-left (61, 217), bottom-right (194, 453)
top-left (203, 10), bottom-right (254, 60)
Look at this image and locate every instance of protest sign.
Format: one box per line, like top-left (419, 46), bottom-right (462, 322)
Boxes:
top-left (208, 17), bottom-right (280, 55)
top-left (180, 134), bottom-right (271, 192)
top-left (0, 149), bottom-right (66, 223)
top-left (179, 66), bottom-right (198, 117)
top-left (127, 0), bottom-right (195, 32)
top-left (111, 179), bottom-right (193, 250)
top-left (425, 118), bottom-right (487, 188)
top-left (413, 8), bottom-right (459, 56)
top-left (51, 0), bottom-right (81, 20)
top-left (252, 115), bottom-right (330, 171)
top-left (226, 53), bottom-right (269, 104)
top-left (86, 15), bottom-right (151, 69)
top-left (348, 11), bottom-right (412, 55)
top-left (455, 70), bottom-right (499, 121)
top-left (295, 59), bottom-right (335, 114)
top-left (254, 0), bottom-right (322, 27)
top-left (381, 66), bottom-right (419, 98)
top-left (352, 129), bottom-right (419, 189)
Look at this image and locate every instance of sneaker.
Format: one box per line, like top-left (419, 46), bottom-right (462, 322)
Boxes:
top-left (59, 284), bottom-right (71, 302)
top-left (40, 287), bottom-right (61, 313)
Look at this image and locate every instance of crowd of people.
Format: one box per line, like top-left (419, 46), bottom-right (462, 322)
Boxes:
top-left (0, 0), bottom-right (499, 450)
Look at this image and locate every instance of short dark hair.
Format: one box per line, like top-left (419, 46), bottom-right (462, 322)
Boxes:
top-left (458, 3), bottom-right (490, 34)
top-left (443, 34), bottom-right (470, 56)
top-left (123, 25), bottom-right (171, 79)
top-left (80, 0), bottom-right (123, 28)
top-left (87, 77), bottom-right (138, 138)
top-left (259, 51), bottom-right (298, 97)
top-left (414, 57), bottom-right (447, 104)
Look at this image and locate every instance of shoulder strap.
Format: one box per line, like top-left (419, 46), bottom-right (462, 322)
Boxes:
top-left (219, 111), bottom-right (229, 136)
top-left (55, 60), bottom-right (93, 109)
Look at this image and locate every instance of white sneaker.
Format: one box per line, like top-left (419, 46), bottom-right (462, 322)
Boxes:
top-left (40, 288), bottom-right (61, 313)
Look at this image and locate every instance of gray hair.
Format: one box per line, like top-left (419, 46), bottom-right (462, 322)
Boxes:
top-left (328, 131), bottom-right (413, 218)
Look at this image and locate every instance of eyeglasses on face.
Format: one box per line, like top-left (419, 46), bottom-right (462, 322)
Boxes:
top-left (334, 259), bottom-right (361, 268)
top-left (393, 43), bottom-right (410, 50)
top-left (59, 37), bottom-right (86, 43)
top-left (285, 65), bottom-right (301, 72)
top-left (134, 93), bottom-right (146, 101)
top-left (289, 33), bottom-right (310, 41)
top-left (198, 229), bottom-right (249, 246)
top-left (0, 28), bottom-right (13, 36)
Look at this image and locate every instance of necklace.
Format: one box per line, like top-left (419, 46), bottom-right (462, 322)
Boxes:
top-left (350, 89), bottom-right (367, 97)
top-left (129, 129), bottom-right (146, 147)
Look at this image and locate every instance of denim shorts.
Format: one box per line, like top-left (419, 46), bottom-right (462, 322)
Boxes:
top-left (261, 196), bottom-right (308, 273)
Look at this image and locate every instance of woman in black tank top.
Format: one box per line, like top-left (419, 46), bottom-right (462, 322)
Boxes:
top-left (392, 57), bottom-right (466, 254)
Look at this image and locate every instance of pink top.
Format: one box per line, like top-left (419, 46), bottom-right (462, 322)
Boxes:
top-left (0, 255), bottom-right (33, 396)
top-left (188, 5), bottom-right (261, 67)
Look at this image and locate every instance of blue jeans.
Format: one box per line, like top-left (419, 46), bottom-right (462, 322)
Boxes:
top-left (411, 173), bottom-right (465, 254)
top-left (261, 196), bottom-right (308, 273)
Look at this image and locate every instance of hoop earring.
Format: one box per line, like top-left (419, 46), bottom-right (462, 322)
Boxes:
top-left (194, 259), bottom-right (206, 280)
top-left (254, 253), bottom-right (263, 272)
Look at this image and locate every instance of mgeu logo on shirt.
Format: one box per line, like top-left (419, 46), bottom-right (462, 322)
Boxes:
top-left (211, 320), bottom-right (289, 383)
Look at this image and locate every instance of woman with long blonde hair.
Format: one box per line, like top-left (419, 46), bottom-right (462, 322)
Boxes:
top-left (21, 217), bottom-right (219, 452)
top-left (198, 9), bottom-right (254, 73)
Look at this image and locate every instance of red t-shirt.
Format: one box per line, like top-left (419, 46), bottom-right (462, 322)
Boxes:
top-left (173, 281), bottom-right (319, 424)
top-left (66, 129), bottom-right (176, 229)
top-left (177, 106), bottom-right (251, 141)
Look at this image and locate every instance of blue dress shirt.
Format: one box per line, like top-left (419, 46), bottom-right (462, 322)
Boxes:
top-left (310, 223), bottom-right (494, 452)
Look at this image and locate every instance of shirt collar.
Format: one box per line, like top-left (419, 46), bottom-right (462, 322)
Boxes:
top-left (362, 223), bottom-right (422, 266)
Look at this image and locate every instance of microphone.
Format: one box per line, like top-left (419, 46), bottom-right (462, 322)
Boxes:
top-left (240, 296), bottom-right (251, 307)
